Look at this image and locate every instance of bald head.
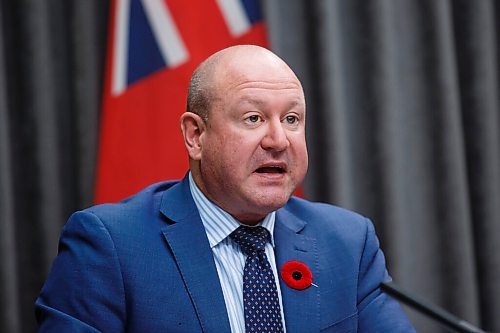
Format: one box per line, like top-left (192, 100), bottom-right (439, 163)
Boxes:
top-left (186, 45), bottom-right (302, 121)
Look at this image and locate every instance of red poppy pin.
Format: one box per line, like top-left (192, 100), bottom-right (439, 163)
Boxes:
top-left (281, 261), bottom-right (314, 290)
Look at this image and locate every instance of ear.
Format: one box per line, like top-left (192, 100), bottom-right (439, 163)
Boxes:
top-left (180, 112), bottom-right (205, 160)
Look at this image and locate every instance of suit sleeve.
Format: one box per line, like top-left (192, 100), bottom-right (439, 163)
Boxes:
top-left (35, 211), bottom-right (126, 333)
top-left (356, 218), bottom-right (416, 332)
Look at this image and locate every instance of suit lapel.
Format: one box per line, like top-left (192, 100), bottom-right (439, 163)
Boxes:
top-left (159, 177), bottom-right (231, 333)
top-left (275, 208), bottom-right (320, 333)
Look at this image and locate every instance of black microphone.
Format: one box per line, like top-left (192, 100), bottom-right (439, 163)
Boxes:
top-left (380, 281), bottom-right (489, 333)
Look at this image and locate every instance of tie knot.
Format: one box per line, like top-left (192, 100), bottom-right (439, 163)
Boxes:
top-left (230, 226), bottom-right (269, 255)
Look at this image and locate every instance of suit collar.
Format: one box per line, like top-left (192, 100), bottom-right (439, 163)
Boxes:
top-left (159, 174), bottom-right (198, 222)
top-left (275, 207), bottom-right (320, 333)
top-left (159, 175), bottom-right (231, 333)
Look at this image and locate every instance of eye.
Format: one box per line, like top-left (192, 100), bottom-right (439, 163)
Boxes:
top-left (245, 114), bottom-right (262, 124)
top-left (285, 115), bottom-right (299, 124)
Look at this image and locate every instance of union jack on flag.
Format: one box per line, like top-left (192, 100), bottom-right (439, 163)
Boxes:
top-left (95, 0), bottom-right (268, 203)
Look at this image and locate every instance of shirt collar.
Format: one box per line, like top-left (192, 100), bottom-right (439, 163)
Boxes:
top-left (188, 172), bottom-right (276, 249)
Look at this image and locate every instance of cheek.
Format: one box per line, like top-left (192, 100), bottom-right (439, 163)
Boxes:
top-left (291, 138), bottom-right (309, 173)
top-left (300, 143), bottom-right (309, 166)
top-left (291, 135), bottom-right (308, 156)
top-left (225, 133), bottom-right (256, 158)
top-left (205, 135), bottom-right (247, 171)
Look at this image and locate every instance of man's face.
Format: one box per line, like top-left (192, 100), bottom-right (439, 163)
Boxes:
top-left (197, 53), bottom-right (308, 223)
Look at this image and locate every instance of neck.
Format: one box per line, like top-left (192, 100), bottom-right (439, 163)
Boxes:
top-left (188, 168), bottom-right (267, 225)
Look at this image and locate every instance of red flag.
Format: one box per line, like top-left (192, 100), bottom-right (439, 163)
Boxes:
top-left (96, 0), bottom-right (268, 203)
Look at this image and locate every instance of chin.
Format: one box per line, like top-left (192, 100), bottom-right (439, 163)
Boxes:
top-left (235, 193), bottom-right (292, 224)
top-left (250, 193), bottom-right (291, 212)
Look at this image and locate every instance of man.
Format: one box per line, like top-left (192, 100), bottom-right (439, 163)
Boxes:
top-left (36, 45), bottom-right (415, 332)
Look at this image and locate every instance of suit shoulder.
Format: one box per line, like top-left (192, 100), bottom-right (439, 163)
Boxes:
top-left (282, 196), bottom-right (375, 248)
top-left (285, 196), bottom-right (369, 227)
top-left (77, 180), bottom-right (179, 227)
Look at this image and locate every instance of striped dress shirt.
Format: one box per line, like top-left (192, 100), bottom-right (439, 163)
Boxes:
top-left (188, 173), bottom-right (287, 332)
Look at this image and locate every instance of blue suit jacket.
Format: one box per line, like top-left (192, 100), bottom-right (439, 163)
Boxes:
top-left (36, 176), bottom-right (415, 332)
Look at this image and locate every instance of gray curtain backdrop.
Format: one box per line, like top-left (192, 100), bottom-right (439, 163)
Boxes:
top-left (0, 0), bottom-right (498, 332)
top-left (0, 1), bottom-right (108, 332)
top-left (265, 1), bottom-right (500, 332)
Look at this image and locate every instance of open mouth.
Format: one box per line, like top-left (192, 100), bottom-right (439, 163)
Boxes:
top-left (255, 166), bottom-right (286, 174)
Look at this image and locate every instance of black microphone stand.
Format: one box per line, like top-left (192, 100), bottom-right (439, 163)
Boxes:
top-left (380, 282), bottom-right (490, 333)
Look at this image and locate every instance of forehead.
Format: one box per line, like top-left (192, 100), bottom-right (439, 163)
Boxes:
top-left (230, 79), bottom-right (302, 91)
top-left (218, 69), bottom-right (304, 105)
top-left (231, 82), bottom-right (305, 109)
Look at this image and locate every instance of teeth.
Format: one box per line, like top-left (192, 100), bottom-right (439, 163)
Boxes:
top-left (256, 166), bottom-right (284, 173)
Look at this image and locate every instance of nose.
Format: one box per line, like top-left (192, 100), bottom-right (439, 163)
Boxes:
top-left (261, 119), bottom-right (290, 152)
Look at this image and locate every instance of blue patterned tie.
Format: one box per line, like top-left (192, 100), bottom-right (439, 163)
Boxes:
top-left (230, 226), bottom-right (284, 332)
